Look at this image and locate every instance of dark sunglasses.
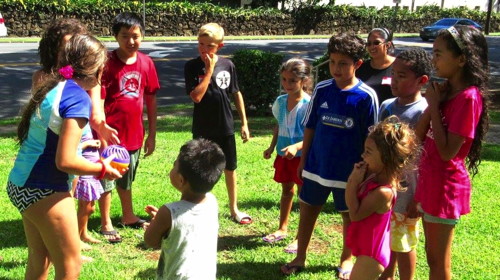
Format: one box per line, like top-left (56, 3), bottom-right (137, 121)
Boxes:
top-left (365, 41), bottom-right (385, 47)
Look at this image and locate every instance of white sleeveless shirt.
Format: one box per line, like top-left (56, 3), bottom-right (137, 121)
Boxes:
top-left (156, 193), bottom-right (219, 280)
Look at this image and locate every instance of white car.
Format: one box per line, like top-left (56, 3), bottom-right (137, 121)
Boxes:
top-left (0, 13), bottom-right (7, 37)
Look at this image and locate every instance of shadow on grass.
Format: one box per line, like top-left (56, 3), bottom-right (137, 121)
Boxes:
top-left (0, 219), bottom-right (26, 249)
top-left (217, 261), bottom-right (332, 280)
top-left (135, 267), bottom-right (156, 279)
top-left (134, 261), bottom-right (334, 280)
top-left (0, 260), bottom-right (24, 271)
top-left (0, 277), bottom-right (20, 280)
top-left (239, 197), bottom-right (339, 215)
top-left (482, 144), bottom-right (500, 162)
top-left (218, 234), bottom-right (263, 251)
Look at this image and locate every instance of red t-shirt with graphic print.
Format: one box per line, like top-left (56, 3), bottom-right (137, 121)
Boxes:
top-left (101, 50), bottom-right (160, 151)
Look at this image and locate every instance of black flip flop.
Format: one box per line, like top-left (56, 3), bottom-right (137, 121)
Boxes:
top-left (118, 219), bottom-right (148, 229)
top-left (100, 230), bottom-right (122, 244)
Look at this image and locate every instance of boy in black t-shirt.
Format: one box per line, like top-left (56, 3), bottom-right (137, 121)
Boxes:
top-left (184, 22), bottom-right (252, 224)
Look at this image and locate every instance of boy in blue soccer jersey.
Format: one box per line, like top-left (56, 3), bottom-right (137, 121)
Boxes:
top-left (281, 33), bottom-right (379, 278)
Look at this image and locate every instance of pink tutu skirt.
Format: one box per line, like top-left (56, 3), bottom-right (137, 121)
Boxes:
top-left (74, 176), bottom-right (104, 201)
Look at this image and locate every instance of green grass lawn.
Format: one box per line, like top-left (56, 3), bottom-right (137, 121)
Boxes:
top-left (0, 104), bottom-right (499, 279)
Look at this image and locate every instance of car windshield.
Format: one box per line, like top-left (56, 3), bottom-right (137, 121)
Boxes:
top-left (434, 19), bottom-right (458, 26)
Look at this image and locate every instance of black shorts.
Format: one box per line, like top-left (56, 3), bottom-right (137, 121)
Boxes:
top-left (194, 134), bottom-right (237, 171)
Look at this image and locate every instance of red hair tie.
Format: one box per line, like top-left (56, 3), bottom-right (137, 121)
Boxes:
top-left (58, 65), bottom-right (74, 79)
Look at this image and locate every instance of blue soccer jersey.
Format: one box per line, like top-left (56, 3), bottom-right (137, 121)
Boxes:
top-left (302, 79), bottom-right (378, 189)
top-left (9, 80), bottom-right (91, 191)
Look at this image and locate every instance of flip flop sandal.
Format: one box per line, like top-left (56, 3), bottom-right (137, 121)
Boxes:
top-left (283, 242), bottom-right (298, 254)
top-left (262, 233), bottom-right (287, 243)
top-left (100, 230), bottom-right (122, 244)
top-left (336, 266), bottom-right (352, 280)
top-left (232, 212), bottom-right (253, 224)
top-left (281, 263), bottom-right (304, 275)
top-left (118, 219), bottom-right (148, 229)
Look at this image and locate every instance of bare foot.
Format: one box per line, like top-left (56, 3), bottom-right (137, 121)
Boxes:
top-left (281, 257), bottom-right (305, 276)
top-left (81, 235), bottom-right (102, 244)
top-left (337, 260), bottom-right (353, 280)
top-left (81, 255), bottom-right (94, 263)
top-left (81, 241), bottom-right (92, 251)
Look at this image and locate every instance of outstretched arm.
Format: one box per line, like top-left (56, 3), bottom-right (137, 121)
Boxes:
top-left (88, 85), bottom-right (120, 145)
top-left (234, 91), bottom-right (249, 142)
top-left (144, 205), bottom-right (172, 249)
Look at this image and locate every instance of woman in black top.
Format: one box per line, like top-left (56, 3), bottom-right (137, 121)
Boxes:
top-left (357, 28), bottom-right (396, 104)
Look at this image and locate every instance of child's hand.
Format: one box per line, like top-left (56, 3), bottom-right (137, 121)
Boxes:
top-left (263, 147), bottom-right (273, 159)
top-left (101, 154), bottom-right (122, 180)
top-left (281, 145), bottom-right (298, 160)
top-left (145, 205), bottom-right (159, 218)
top-left (241, 125), bottom-right (250, 143)
top-left (406, 200), bottom-right (421, 219)
top-left (425, 81), bottom-right (449, 108)
top-left (202, 53), bottom-right (218, 73)
top-left (82, 139), bottom-right (101, 149)
top-left (347, 161), bottom-right (367, 188)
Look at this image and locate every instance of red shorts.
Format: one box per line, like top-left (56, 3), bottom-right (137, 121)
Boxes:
top-left (273, 155), bottom-right (303, 185)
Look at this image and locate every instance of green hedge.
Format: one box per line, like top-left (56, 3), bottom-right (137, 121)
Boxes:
top-left (232, 49), bottom-right (284, 116)
top-left (3, 0), bottom-right (498, 27)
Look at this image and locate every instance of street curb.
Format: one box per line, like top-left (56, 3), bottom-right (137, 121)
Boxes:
top-left (0, 33), bottom-right (425, 43)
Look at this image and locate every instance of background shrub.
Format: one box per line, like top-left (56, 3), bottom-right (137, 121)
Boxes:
top-left (232, 49), bottom-right (284, 116)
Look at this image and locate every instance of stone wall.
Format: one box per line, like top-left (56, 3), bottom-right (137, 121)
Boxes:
top-left (1, 4), bottom-right (498, 37)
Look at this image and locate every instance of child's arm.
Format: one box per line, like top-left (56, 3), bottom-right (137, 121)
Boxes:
top-left (56, 117), bottom-right (121, 180)
top-left (234, 91), bottom-right (250, 143)
top-left (263, 125), bottom-right (278, 159)
top-left (415, 109), bottom-right (431, 142)
top-left (297, 127), bottom-right (314, 179)
top-left (88, 85), bottom-right (120, 145)
top-left (144, 205), bottom-right (172, 249)
top-left (189, 54), bottom-right (217, 103)
top-left (143, 94), bottom-right (157, 157)
top-left (345, 162), bottom-right (393, 222)
top-left (425, 82), bottom-right (465, 161)
top-left (281, 141), bottom-right (303, 160)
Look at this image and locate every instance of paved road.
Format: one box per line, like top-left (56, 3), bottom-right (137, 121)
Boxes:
top-left (0, 37), bottom-right (498, 119)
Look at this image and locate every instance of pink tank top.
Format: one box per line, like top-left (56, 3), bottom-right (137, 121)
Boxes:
top-left (346, 180), bottom-right (395, 268)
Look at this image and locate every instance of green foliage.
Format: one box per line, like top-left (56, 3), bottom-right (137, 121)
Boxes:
top-left (232, 49), bottom-right (284, 116)
top-left (312, 52), bottom-right (330, 85)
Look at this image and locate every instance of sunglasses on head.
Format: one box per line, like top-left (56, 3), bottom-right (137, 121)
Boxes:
top-left (365, 41), bottom-right (385, 47)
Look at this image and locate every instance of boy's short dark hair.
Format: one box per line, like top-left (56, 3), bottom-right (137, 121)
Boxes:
top-left (327, 33), bottom-right (365, 62)
top-left (112, 12), bottom-right (144, 36)
top-left (396, 48), bottom-right (432, 77)
top-left (178, 139), bottom-right (226, 194)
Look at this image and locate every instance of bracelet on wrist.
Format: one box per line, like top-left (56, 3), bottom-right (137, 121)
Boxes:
top-left (96, 160), bottom-right (106, 180)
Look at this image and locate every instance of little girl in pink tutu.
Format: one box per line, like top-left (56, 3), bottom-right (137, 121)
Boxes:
top-left (74, 131), bottom-right (105, 247)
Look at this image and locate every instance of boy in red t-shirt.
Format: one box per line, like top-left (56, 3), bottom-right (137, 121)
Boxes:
top-left (96, 12), bottom-right (160, 241)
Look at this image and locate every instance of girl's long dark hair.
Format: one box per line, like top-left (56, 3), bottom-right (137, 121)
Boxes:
top-left (437, 26), bottom-right (489, 177)
top-left (18, 34), bottom-right (107, 144)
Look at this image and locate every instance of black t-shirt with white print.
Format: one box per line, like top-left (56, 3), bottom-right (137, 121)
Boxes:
top-left (184, 56), bottom-right (240, 137)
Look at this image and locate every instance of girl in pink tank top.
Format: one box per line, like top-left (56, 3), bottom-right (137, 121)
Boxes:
top-left (345, 116), bottom-right (420, 280)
